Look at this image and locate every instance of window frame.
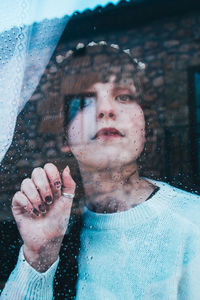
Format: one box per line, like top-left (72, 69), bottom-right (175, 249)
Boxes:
top-left (188, 65), bottom-right (200, 183)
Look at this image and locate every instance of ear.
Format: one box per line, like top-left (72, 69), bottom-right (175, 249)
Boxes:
top-left (61, 145), bottom-right (71, 153)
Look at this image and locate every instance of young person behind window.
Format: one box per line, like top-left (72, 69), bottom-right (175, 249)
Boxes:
top-left (1, 44), bottom-right (200, 300)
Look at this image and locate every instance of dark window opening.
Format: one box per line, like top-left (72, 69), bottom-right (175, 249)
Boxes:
top-left (188, 66), bottom-right (200, 183)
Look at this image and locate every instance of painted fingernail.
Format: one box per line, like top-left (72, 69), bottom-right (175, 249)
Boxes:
top-left (38, 203), bottom-right (46, 213)
top-left (54, 181), bottom-right (61, 190)
top-left (33, 208), bottom-right (40, 216)
top-left (45, 195), bottom-right (53, 205)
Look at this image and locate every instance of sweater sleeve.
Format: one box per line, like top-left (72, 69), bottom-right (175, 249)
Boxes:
top-left (178, 229), bottom-right (200, 300)
top-left (178, 253), bottom-right (200, 300)
top-left (0, 246), bottom-right (59, 300)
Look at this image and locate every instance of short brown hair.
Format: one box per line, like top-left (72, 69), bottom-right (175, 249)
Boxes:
top-left (61, 44), bottom-right (143, 102)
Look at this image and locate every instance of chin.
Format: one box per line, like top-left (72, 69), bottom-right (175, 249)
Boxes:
top-left (73, 146), bottom-right (143, 170)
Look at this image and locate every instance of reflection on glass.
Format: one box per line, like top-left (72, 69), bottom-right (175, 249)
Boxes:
top-left (1, 43), bottom-right (200, 300)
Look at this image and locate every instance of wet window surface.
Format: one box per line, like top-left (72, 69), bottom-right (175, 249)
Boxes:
top-left (1, 1), bottom-right (200, 299)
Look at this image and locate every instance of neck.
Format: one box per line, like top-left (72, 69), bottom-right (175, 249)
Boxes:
top-left (78, 162), bottom-right (155, 213)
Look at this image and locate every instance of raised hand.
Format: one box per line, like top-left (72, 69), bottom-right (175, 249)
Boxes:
top-left (12, 163), bottom-right (76, 272)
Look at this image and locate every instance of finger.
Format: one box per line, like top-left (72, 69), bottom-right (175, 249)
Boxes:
top-left (12, 191), bottom-right (33, 215)
top-left (21, 178), bottom-right (45, 215)
top-left (62, 166), bottom-right (76, 195)
top-left (31, 167), bottom-right (53, 205)
top-left (44, 163), bottom-right (62, 199)
top-left (56, 166), bottom-right (76, 213)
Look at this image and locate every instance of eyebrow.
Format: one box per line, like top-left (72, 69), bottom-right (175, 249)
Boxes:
top-left (111, 86), bottom-right (136, 95)
top-left (64, 92), bottom-right (96, 99)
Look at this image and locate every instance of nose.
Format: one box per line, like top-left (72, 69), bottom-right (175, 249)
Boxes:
top-left (96, 97), bottom-right (116, 120)
top-left (98, 111), bottom-right (115, 119)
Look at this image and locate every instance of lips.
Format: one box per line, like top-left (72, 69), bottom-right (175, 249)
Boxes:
top-left (93, 127), bottom-right (124, 139)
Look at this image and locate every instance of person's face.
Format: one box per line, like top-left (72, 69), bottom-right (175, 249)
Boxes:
top-left (66, 76), bottom-right (146, 170)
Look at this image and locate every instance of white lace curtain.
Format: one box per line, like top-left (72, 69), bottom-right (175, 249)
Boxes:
top-left (0, 0), bottom-right (72, 162)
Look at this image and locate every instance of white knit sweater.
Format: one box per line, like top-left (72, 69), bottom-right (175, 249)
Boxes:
top-left (1, 179), bottom-right (200, 299)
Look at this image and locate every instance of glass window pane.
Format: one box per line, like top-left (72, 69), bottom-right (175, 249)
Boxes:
top-left (1, 1), bottom-right (200, 299)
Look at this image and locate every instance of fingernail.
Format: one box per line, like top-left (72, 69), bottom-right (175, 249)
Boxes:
top-left (38, 203), bottom-right (46, 213)
top-left (45, 195), bottom-right (53, 205)
top-left (33, 208), bottom-right (40, 216)
top-left (66, 166), bottom-right (70, 172)
top-left (54, 181), bottom-right (61, 190)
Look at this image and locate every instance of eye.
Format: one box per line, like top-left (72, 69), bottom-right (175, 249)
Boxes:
top-left (68, 98), bottom-right (81, 122)
top-left (66, 94), bottom-right (95, 123)
top-left (115, 94), bottom-right (134, 102)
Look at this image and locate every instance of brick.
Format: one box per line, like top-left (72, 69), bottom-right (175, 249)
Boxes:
top-left (30, 93), bottom-right (42, 101)
top-left (164, 40), bottom-right (180, 47)
top-left (38, 114), bottom-right (64, 134)
top-left (37, 93), bottom-right (63, 116)
top-left (153, 76), bottom-right (164, 87)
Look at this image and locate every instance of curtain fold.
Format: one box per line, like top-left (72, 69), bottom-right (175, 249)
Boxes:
top-left (0, 0), bottom-right (70, 163)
